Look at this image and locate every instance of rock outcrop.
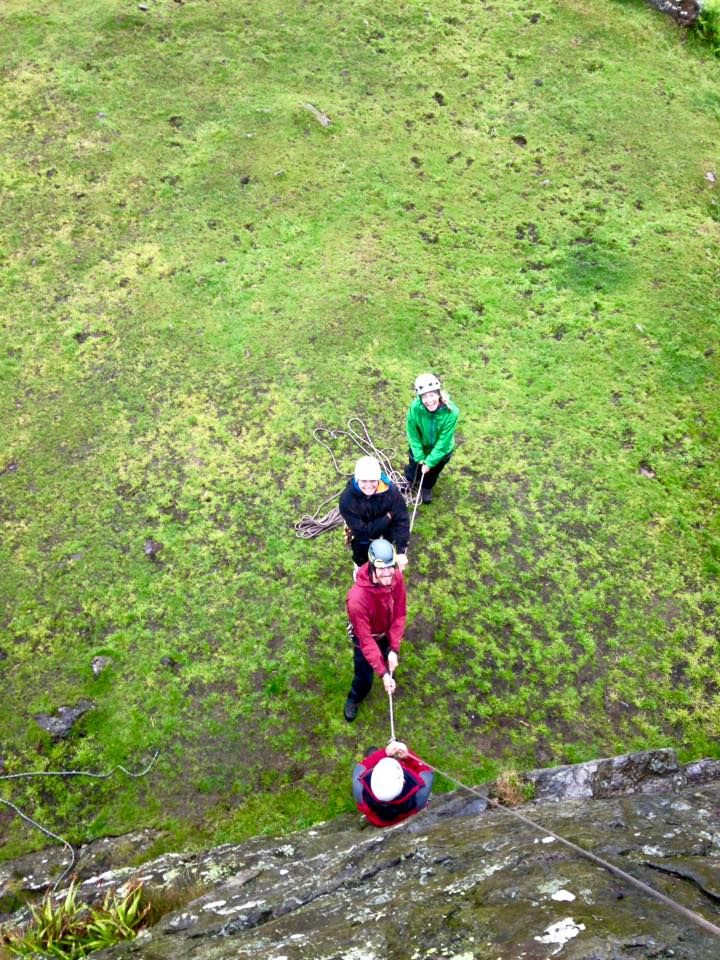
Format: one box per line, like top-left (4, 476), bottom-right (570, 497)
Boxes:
top-left (646, 0), bottom-right (702, 27)
top-left (2, 750), bottom-right (720, 959)
top-left (31, 700), bottom-right (95, 739)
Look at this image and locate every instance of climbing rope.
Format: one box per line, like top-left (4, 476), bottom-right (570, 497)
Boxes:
top-left (0, 753), bottom-right (159, 783)
top-left (383, 688), bottom-right (720, 939)
top-left (408, 472), bottom-right (424, 536)
top-left (388, 687), bottom-right (396, 743)
top-left (294, 418), bottom-right (417, 539)
top-left (0, 751), bottom-right (160, 890)
top-left (0, 800), bottom-right (76, 891)
top-left (412, 757), bottom-right (720, 941)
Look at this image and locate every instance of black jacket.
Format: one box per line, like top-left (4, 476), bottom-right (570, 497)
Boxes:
top-left (339, 476), bottom-right (410, 553)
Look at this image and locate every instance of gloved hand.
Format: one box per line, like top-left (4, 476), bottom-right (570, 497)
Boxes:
top-left (383, 672), bottom-right (396, 695)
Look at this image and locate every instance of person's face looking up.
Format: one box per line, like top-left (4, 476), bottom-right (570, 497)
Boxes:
top-left (374, 565), bottom-right (396, 585)
top-left (358, 478), bottom-right (379, 496)
top-left (422, 391), bottom-right (441, 412)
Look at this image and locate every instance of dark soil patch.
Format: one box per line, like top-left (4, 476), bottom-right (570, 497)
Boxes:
top-left (405, 615), bottom-right (435, 646)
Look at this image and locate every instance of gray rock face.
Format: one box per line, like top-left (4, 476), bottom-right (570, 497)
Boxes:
top-left (32, 700), bottom-right (95, 738)
top-left (90, 783), bottom-right (720, 960)
top-left (0, 831), bottom-right (161, 918)
top-left (686, 758), bottom-right (720, 785)
top-left (526, 747), bottom-right (687, 801)
top-left (4, 750), bottom-right (720, 959)
top-left (91, 656), bottom-right (113, 678)
top-left (646, 0), bottom-right (702, 26)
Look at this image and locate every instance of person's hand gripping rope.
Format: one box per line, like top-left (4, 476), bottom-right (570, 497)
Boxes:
top-left (383, 651), bottom-right (398, 695)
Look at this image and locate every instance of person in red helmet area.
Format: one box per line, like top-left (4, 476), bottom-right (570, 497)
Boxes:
top-left (344, 538), bottom-right (406, 723)
top-left (405, 373), bottom-right (459, 504)
top-left (352, 739), bottom-right (434, 827)
top-left (339, 455), bottom-right (410, 577)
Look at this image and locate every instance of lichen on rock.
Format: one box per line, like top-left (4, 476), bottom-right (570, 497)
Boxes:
top-left (4, 751), bottom-right (720, 958)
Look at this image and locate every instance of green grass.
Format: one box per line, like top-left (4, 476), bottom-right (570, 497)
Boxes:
top-left (697, 0), bottom-right (720, 52)
top-left (1, 0), bottom-right (719, 861)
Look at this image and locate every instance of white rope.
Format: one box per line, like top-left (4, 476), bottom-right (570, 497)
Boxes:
top-left (0, 799), bottom-right (77, 890)
top-left (388, 689), bottom-right (396, 742)
top-left (409, 756), bottom-right (720, 942)
top-left (408, 472), bottom-right (424, 535)
top-left (0, 752), bottom-right (160, 783)
top-left (0, 751), bottom-right (160, 891)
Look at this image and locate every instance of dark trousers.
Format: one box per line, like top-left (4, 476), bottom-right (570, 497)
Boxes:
top-left (348, 628), bottom-right (389, 704)
top-left (404, 449), bottom-right (453, 491)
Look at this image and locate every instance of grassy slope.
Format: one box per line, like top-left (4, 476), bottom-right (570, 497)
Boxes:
top-left (0, 0), bottom-right (718, 859)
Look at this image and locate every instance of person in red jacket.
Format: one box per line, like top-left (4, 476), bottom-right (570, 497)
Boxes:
top-left (344, 538), bottom-right (406, 723)
top-left (352, 739), bottom-right (434, 827)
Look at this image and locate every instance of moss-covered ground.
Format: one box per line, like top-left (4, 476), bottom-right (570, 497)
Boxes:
top-left (1, 0), bottom-right (719, 860)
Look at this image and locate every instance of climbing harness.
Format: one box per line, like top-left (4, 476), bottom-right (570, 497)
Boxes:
top-left (0, 751), bottom-right (160, 890)
top-left (294, 418), bottom-right (416, 540)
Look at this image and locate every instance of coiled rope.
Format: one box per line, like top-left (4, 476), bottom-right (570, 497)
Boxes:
top-left (294, 417), bottom-right (418, 540)
top-left (0, 751), bottom-right (160, 890)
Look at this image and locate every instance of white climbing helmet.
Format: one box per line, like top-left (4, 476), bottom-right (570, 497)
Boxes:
top-left (354, 455), bottom-right (381, 482)
top-left (370, 757), bottom-right (405, 802)
top-left (414, 372), bottom-right (441, 396)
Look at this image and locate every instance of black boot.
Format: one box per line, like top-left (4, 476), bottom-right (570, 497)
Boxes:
top-left (421, 487), bottom-right (433, 504)
top-left (344, 698), bottom-right (359, 722)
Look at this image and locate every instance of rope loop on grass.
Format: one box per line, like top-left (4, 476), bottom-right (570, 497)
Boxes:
top-left (0, 751), bottom-right (160, 783)
top-left (0, 751), bottom-right (160, 891)
top-left (294, 417), bottom-right (417, 539)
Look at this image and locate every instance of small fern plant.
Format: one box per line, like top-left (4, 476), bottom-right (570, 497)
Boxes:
top-left (1, 879), bottom-right (149, 959)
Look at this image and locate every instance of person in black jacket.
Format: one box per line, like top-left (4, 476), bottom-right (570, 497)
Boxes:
top-left (339, 456), bottom-right (409, 574)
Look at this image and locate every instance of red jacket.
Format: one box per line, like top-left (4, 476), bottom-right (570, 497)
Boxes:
top-left (355, 749), bottom-right (433, 827)
top-left (346, 563), bottom-right (407, 677)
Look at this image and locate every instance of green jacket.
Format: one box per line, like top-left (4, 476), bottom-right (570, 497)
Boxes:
top-left (406, 397), bottom-right (459, 468)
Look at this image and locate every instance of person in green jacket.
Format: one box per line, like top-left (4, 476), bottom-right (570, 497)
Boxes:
top-left (404, 373), bottom-right (459, 504)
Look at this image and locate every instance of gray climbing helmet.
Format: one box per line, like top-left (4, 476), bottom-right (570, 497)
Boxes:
top-left (368, 538), bottom-right (397, 570)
